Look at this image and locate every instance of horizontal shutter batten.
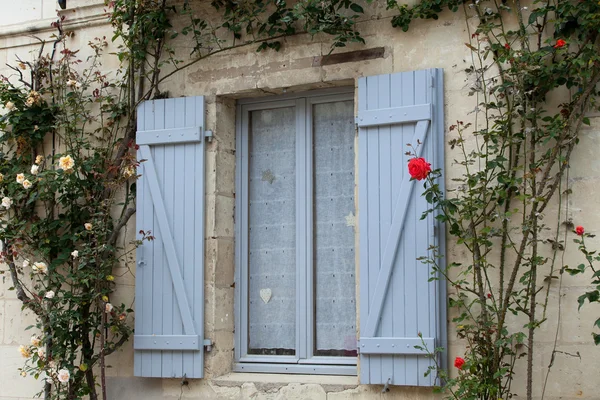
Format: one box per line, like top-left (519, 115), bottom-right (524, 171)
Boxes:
top-left (134, 335), bottom-right (201, 350)
top-left (137, 126), bottom-right (202, 145)
top-left (358, 338), bottom-right (434, 355)
top-left (357, 104), bottom-right (431, 127)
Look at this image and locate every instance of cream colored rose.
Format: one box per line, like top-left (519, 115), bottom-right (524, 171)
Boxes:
top-left (45, 290), bottom-right (55, 299)
top-left (57, 368), bottom-right (70, 383)
top-left (18, 345), bottom-right (31, 358)
top-left (5, 101), bottom-right (14, 111)
top-left (22, 179), bottom-right (32, 189)
top-left (105, 303), bottom-right (113, 313)
top-left (16, 173), bottom-right (25, 184)
top-left (84, 223), bottom-right (93, 231)
top-left (37, 348), bottom-right (46, 359)
top-left (58, 155), bottom-right (75, 171)
top-left (30, 335), bottom-right (42, 347)
top-left (35, 155), bottom-right (44, 164)
top-left (0, 172), bottom-right (4, 182)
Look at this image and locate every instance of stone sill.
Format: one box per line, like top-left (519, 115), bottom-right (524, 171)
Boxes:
top-left (212, 373), bottom-right (359, 392)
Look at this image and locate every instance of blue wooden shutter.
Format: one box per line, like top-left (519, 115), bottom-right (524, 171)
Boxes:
top-left (134, 97), bottom-right (206, 378)
top-left (357, 69), bottom-right (447, 386)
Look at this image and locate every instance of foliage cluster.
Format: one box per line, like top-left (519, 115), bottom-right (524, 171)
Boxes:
top-left (1, 26), bottom-right (140, 400)
top-left (402, 0), bottom-right (600, 398)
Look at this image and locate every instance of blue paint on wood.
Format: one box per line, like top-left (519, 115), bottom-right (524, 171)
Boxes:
top-left (135, 96), bottom-right (205, 379)
top-left (358, 70), bottom-right (445, 386)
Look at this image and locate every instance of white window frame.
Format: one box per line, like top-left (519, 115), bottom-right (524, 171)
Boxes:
top-left (234, 87), bottom-right (358, 375)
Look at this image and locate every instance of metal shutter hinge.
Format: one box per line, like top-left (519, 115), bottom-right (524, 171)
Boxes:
top-left (204, 339), bottom-right (213, 352)
top-left (205, 129), bottom-right (213, 143)
top-left (430, 75), bottom-right (435, 88)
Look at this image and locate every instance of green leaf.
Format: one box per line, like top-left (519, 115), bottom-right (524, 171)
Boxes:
top-left (350, 3), bottom-right (364, 13)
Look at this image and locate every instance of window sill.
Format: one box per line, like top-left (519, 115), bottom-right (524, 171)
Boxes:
top-left (212, 372), bottom-right (359, 392)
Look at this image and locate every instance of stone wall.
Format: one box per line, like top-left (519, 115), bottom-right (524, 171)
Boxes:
top-left (0, 1), bottom-right (599, 399)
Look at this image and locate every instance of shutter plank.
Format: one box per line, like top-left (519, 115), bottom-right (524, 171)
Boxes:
top-left (401, 71), bottom-right (419, 386)
top-left (390, 72), bottom-right (408, 385)
top-left (142, 100), bottom-right (157, 377)
top-left (414, 70), bottom-right (433, 385)
top-left (366, 74), bottom-right (383, 384)
top-left (377, 73), bottom-right (394, 385)
top-left (172, 97), bottom-right (186, 378)
top-left (357, 76), bottom-right (371, 384)
top-left (152, 99), bottom-right (166, 377)
top-left (134, 101), bottom-right (146, 377)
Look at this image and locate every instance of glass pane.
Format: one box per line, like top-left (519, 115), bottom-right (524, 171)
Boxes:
top-left (313, 100), bottom-right (357, 357)
top-left (248, 107), bottom-right (296, 355)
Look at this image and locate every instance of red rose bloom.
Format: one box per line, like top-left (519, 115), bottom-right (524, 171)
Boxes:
top-left (576, 226), bottom-right (584, 236)
top-left (554, 39), bottom-right (566, 48)
top-left (408, 157), bottom-right (431, 181)
top-left (504, 43), bottom-right (510, 50)
top-left (454, 356), bottom-right (466, 370)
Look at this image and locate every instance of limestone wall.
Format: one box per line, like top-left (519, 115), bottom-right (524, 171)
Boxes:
top-left (0, 2), bottom-right (599, 400)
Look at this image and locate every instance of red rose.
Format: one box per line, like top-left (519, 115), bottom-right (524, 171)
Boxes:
top-left (408, 157), bottom-right (431, 181)
top-left (576, 226), bottom-right (584, 236)
top-left (504, 43), bottom-right (510, 50)
top-left (487, 293), bottom-right (492, 299)
top-left (554, 39), bottom-right (566, 48)
top-left (454, 356), bottom-right (466, 370)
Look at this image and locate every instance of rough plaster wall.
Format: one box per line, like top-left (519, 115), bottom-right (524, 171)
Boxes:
top-left (0, 2), bottom-right (599, 400)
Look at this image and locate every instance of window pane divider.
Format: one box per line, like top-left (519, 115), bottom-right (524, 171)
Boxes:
top-left (296, 97), bottom-right (308, 360)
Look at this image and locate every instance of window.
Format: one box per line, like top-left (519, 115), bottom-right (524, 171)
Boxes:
top-left (235, 88), bottom-right (358, 375)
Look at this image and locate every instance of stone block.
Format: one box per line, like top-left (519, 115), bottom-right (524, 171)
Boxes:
top-left (275, 383), bottom-right (327, 400)
top-left (205, 238), bottom-right (235, 289)
top-left (3, 300), bottom-right (39, 345)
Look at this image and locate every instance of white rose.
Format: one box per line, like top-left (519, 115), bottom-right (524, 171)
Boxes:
top-left (57, 368), bottom-right (70, 383)
top-left (31, 165), bottom-right (39, 175)
top-left (22, 179), bottom-right (32, 189)
top-left (23, 259), bottom-right (30, 268)
top-left (37, 348), bottom-right (46, 359)
top-left (84, 223), bottom-right (93, 231)
top-left (2, 197), bottom-right (12, 209)
top-left (32, 262), bottom-right (48, 274)
top-left (16, 173), bottom-right (25, 184)
top-left (71, 250), bottom-right (78, 258)
top-left (45, 290), bottom-right (55, 299)
top-left (105, 303), bottom-right (113, 313)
